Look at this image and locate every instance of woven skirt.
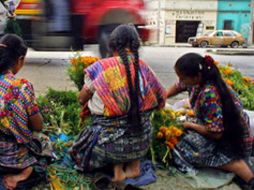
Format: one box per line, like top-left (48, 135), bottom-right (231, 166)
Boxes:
top-left (70, 112), bottom-right (152, 172)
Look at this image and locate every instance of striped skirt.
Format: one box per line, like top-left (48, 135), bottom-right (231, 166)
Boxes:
top-left (70, 112), bottom-right (152, 172)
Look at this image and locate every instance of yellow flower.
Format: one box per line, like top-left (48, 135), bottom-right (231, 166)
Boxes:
top-left (165, 130), bottom-right (172, 139)
top-left (156, 132), bottom-right (163, 139)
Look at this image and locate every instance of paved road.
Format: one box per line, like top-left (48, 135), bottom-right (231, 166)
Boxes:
top-left (17, 46), bottom-right (254, 98)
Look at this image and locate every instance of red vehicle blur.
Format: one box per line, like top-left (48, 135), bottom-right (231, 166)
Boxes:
top-left (16, 0), bottom-right (150, 57)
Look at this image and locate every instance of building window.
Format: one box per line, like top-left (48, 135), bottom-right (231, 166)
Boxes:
top-left (223, 20), bottom-right (233, 30)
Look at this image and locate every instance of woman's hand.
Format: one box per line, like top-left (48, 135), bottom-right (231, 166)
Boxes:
top-left (183, 121), bottom-right (195, 129)
top-left (183, 122), bottom-right (223, 140)
top-left (28, 113), bottom-right (43, 132)
top-left (79, 85), bottom-right (93, 105)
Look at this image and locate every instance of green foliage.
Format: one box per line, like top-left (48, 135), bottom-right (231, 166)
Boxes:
top-left (37, 88), bottom-right (91, 136)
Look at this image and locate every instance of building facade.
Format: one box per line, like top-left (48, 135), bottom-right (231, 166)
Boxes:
top-left (145, 0), bottom-right (254, 45)
top-left (217, 0), bottom-right (251, 42)
top-left (146, 0), bottom-right (217, 45)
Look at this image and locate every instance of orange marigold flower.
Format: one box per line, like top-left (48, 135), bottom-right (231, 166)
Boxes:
top-left (223, 68), bottom-right (233, 75)
top-left (168, 137), bottom-right (178, 146)
top-left (165, 130), bottom-right (172, 139)
top-left (166, 141), bottom-right (175, 149)
top-left (186, 109), bottom-right (195, 117)
top-left (224, 79), bottom-right (234, 86)
top-left (243, 76), bottom-right (253, 83)
top-left (171, 127), bottom-right (183, 137)
top-left (70, 58), bottom-right (78, 65)
top-left (159, 126), bottom-right (168, 134)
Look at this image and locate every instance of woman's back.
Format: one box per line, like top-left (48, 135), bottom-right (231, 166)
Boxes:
top-left (0, 71), bottom-right (38, 143)
top-left (84, 56), bottom-right (166, 117)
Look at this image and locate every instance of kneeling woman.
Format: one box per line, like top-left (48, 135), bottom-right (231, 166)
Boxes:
top-left (70, 24), bottom-right (166, 182)
top-left (167, 53), bottom-right (254, 188)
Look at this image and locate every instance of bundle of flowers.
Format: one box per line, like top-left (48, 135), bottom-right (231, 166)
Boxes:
top-left (151, 109), bottom-right (190, 165)
top-left (68, 53), bottom-right (99, 90)
top-left (217, 61), bottom-right (254, 110)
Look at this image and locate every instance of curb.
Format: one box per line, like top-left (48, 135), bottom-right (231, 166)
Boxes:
top-left (206, 49), bottom-right (254, 56)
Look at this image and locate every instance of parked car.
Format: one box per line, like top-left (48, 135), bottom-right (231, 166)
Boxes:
top-left (188, 30), bottom-right (246, 48)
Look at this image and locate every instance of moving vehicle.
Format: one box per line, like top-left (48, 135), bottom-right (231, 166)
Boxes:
top-left (187, 30), bottom-right (246, 48)
top-left (16, 0), bottom-right (150, 57)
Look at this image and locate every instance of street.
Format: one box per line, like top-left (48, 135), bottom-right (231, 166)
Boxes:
top-left (17, 46), bottom-right (254, 96)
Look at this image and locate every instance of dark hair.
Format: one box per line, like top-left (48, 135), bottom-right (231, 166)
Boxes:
top-left (0, 34), bottom-right (28, 73)
top-left (108, 24), bottom-right (141, 127)
top-left (175, 53), bottom-right (245, 158)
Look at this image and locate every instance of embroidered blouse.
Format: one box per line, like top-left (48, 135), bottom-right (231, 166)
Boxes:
top-left (0, 71), bottom-right (40, 144)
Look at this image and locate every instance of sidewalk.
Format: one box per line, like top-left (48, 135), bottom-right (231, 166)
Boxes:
top-left (149, 43), bottom-right (254, 55)
top-left (207, 48), bottom-right (254, 56)
top-left (26, 48), bottom-right (95, 60)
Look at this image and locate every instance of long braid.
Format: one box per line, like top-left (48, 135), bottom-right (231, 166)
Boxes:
top-left (131, 39), bottom-right (141, 126)
top-left (117, 46), bottom-right (136, 122)
top-left (108, 24), bottom-right (142, 127)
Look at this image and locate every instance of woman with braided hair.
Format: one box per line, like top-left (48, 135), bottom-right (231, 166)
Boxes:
top-left (167, 53), bottom-right (254, 188)
top-left (70, 24), bottom-right (166, 182)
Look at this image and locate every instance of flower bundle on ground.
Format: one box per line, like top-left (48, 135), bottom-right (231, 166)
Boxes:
top-left (68, 53), bottom-right (99, 90)
top-left (151, 109), bottom-right (186, 165)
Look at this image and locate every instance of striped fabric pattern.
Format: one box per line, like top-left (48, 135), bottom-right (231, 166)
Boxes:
top-left (85, 56), bottom-right (166, 117)
top-left (0, 71), bottom-right (39, 144)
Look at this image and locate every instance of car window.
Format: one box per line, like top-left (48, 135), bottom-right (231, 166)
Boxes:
top-left (215, 31), bottom-right (223, 37)
top-left (223, 31), bottom-right (234, 37)
top-left (232, 31), bottom-right (239, 36)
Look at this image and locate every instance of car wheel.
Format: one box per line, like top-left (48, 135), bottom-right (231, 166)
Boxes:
top-left (231, 41), bottom-right (239, 48)
top-left (200, 41), bottom-right (208, 48)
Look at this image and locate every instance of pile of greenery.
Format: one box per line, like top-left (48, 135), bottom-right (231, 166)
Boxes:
top-left (37, 89), bottom-right (92, 190)
top-left (219, 63), bottom-right (254, 110)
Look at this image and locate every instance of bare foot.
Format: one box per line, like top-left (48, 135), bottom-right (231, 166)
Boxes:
top-left (112, 164), bottom-right (126, 182)
top-left (125, 160), bottom-right (141, 178)
top-left (3, 167), bottom-right (33, 190)
top-left (3, 176), bottom-right (18, 190)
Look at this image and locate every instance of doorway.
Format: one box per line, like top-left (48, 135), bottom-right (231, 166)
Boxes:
top-left (175, 20), bottom-right (200, 43)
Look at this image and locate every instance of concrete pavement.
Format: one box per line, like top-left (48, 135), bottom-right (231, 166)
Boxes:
top-left (150, 43), bottom-right (254, 56)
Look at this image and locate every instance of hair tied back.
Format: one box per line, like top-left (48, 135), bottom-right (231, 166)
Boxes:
top-left (204, 55), bottom-right (215, 70)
